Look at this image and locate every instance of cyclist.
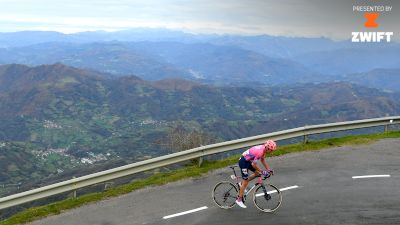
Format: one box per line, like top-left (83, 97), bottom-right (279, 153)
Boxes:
top-left (235, 140), bottom-right (277, 208)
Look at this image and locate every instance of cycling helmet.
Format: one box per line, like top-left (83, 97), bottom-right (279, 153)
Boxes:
top-left (264, 140), bottom-right (277, 151)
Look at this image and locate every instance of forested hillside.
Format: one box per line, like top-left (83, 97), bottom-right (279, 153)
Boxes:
top-left (0, 63), bottom-right (399, 195)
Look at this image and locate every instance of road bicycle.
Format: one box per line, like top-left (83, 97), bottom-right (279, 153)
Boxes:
top-left (212, 165), bottom-right (282, 212)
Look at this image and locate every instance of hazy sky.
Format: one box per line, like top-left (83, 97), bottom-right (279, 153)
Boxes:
top-left (0, 0), bottom-right (398, 40)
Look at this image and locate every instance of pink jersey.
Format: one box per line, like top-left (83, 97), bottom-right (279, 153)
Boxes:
top-left (242, 145), bottom-right (266, 162)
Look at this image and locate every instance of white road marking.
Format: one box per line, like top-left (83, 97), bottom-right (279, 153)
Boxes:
top-left (352, 175), bottom-right (391, 179)
top-left (163, 206), bottom-right (208, 219)
top-left (256, 185), bottom-right (299, 197)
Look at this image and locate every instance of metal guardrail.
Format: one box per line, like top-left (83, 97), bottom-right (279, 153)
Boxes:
top-left (0, 116), bottom-right (399, 210)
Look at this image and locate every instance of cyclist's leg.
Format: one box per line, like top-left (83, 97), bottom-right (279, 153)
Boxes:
top-left (246, 163), bottom-right (259, 182)
top-left (238, 157), bottom-right (251, 198)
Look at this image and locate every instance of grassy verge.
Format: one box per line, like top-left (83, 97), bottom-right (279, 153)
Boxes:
top-left (2, 131), bottom-right (400, 225)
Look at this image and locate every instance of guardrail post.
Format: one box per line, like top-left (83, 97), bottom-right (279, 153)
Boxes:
top-left (303, 134), bottom-right (308, 144)
top-left (72, 176), bottom-right (77, 199)
top-left (385, 119), bottom-right (395, 132)
top-left (198, 157), bottom-right (203, 167)
top-left (104, 182), bottom-right (114, 191)
top-left (303, 125), bottom-right (309, 144)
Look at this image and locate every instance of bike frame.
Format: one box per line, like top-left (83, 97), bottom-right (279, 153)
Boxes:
top-left (229, 166), bottom-right (266, 200)
top-left (243, 181), bottom-right (260, 198)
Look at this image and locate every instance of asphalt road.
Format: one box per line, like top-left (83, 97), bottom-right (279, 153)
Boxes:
top-left (29, 138), bottom-right (400, 225)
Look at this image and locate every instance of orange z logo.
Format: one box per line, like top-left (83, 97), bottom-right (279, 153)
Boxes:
top-left (364, 12), bottom-right (379, 28)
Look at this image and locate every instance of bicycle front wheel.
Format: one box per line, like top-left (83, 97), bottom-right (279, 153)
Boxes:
top-left (212, 181), bottom-right (238, 209)
top-left (253, 184), bottom-right (282, 212)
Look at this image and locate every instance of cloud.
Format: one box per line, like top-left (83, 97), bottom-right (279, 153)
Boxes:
top-left (0, 0), bottom-right (398, 39)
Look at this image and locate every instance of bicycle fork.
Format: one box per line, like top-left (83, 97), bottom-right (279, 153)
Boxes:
top-left (261, 185), bottom-right (271, 201)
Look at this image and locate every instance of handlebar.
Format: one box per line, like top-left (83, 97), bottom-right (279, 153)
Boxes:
top-left (255, 174), bottom-right (271, 180)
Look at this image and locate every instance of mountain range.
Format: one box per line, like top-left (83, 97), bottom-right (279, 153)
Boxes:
top-left (343, 68), bottom-right (400, 92)
top-left (1, 29), bottom-right (399, 89)
top-left (0, 41), bottom-right (316, 85)
top-left (0, 63), bottom-right (399, 194)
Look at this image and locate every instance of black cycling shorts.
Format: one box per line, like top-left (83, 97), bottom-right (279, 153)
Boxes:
top-left (238, 156), bottom-right (255, 180)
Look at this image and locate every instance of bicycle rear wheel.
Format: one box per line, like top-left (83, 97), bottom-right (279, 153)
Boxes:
top-left (212, 181), bottom-right (238, 209)
top-left (253, 184), bottom-right (282, 212)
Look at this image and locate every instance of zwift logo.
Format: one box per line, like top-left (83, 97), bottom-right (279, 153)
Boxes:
top-left (352, 5), bottom-right (394, 43)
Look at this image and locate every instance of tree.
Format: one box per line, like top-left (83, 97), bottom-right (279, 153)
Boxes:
top-left (156, 122), bottom-right (216, 165)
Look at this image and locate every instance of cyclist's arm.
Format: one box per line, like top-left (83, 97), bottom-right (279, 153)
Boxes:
top-left (251, 161), bottom-right (262, 173)
top-left (260, 157), bottom-right (271, 171)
